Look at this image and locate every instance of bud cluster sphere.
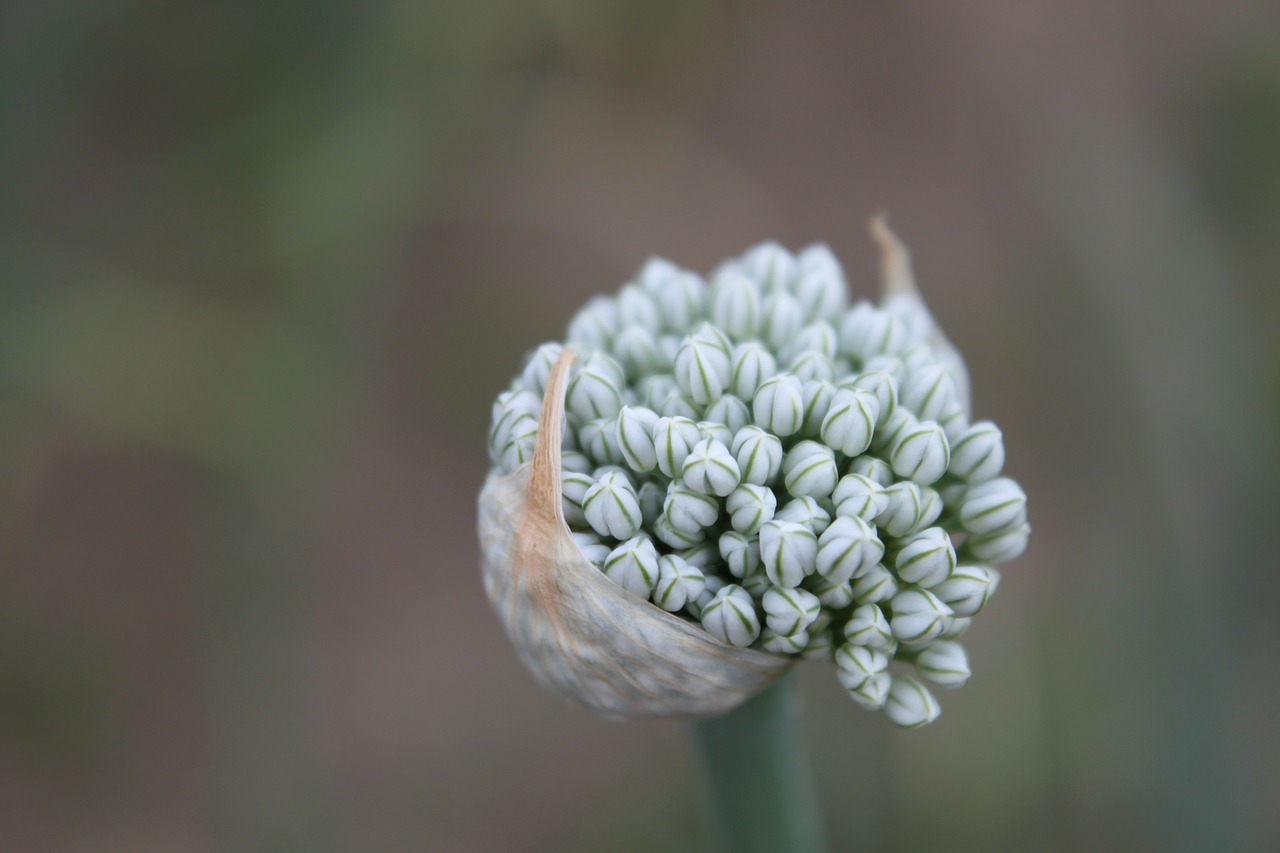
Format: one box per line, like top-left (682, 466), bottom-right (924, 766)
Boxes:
top-left (486, 232), bottom-right (1029, 727)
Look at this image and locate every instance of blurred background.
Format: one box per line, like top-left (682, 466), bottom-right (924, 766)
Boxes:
top-left (2, 2), bottom-right (1278, 851)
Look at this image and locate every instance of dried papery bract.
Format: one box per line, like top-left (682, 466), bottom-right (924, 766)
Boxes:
top-left (478, 348), bottom-right (790, 719)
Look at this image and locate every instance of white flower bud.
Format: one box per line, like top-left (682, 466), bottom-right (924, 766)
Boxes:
top-left (601, 535), bottom-right (660, 598)
top-left (763, 586), bottom-right (822, 636)
top-left (802, 626), bottom-right (836, 662)
top-left (799, 379), bottom-right (837, 437)
top-left (795, 247), bottom-right (846, 321)
top-left (849, 370), bottom-right (898, 427)
top-left (703, 395), bottom-right (751, 435)
top-left (498, 415), bottom-right (539, 472)
top-left (843, 603), bottom-right (895, 652)
top-left (846, 455), bottom-right (894, 487)
top-left (686, 574), bottom-right (725, 620)
top-left (579, 418), bottom-right (623, 466)
top-left (914, 640), bottom-right (971, 688)
top-left (932, 565), bottom-right (999, 617)
top-left (663, 480), bottom-right (720, 534)
top-left (821, 387), bottom-right (880, 456)
top-left (520, 343), bottom-right (564, 396)
top-left (652, 416), bottom-right (702, 478)
top-left (895, 527), bottom-right (957, 588)
top-left (832, 473), bottom-right (889, 523)
top-left (963, 523), bottom-right (1030, 565)
top-left (674, 323), bottom-right (733, 405)
top-left (760, 291), bottom-right (805, 352)
top-left (651, 270), bottom-right (706, 333)
top-left (782, 441), bottom-right (839, 499)
top-left (774, 496), bottom-right (831, 535)
top-left (862, 354), bottom-right (906, 378)
top-left (701, 584), bottom-right (761, 647)
top-left (635, 480), bottom-right (664, 527)
top-left (885, 676), bottom-right (941, 728)
top-left (560, 449), bottom-right (593, 475)
top-left (616, 285), bottom-right (663, 334)
top-left (726, 484), bottom-right (777, 534)
top-left (729, 342), bottom-right (777, 400)
top-left (566, 295), bottom-right (617, 349)
top-left (752, 372), bottom-right (805, 437)
top-left (636, 256), bottom-right (682, 293)
top-left (948, 420), bottom-right (1005, 483)
top-left (851, 562), bottom-right (899, 604)
top-left (760, 628), bottom-right (809, 655)
top-left (759, 520), bottom-right (818, 588)
top-left (835, 643), bottom-right (889, 692)
top-left (816, 515), bottom-right (885, 583)
top-left (709, 270), bottom-right (761, 340)
top-left (940, 406), bottom-right (969, 445)
top-left (741, 241), bottom-right (798, 291)
top-left (653, 513), bottom-right (706, 549)
top-left (838, 302), bottom-right (907, 362)
top-left (613, 326), bottom-right (665, 381)
top-left (566, 366), bottom-right (623, 421)
top-left (740, 568), bottom-right (771, 599)
top-left (682, 438), bottom-right (741, 497)
top-left (959, 477), bottom-right (1028, 535)
top-left (846, 672), bottom-right (891, 711)
top-left (579, 349), bottom-right (626, 389)
top-left (657, 389), bottom-right (700, 420)
top-left (680, 541), bottom-right (722, 572)
top-left (637, 375), bottom-right (677, 411)
top-left (891, 421), bottom-right (951, 485)
top-left (889, 588), bottom-right (953, 646)
top-left (877, 480), bottom-right (923, 538)
top-left (697, 420), bottom-right (735, 447)
top-left (899, 362), bottom-right (958, 422)
top-left (784, 321), bottom-right (839, 362)
top-left (916, 486), bottom-right (944, 532)
top-left (791, 352), bottom-right (837, 386)
top-left (614, 406), bottom-right (660, 473)
top-left (938, 615), bottom-right (973, 640)
top-left (870, 406), bottom-right (918, 457)
top-left (719, 530), bottom-right (761, 578)
top-left (652, 554), bottom-right (706, 612)
top-left (804, 575), bottom-right (854, 609)
top-left (731, 426), bottom-right (784, 486)
top-left (561, 471), bottom-right (594, 527)
top-left (569, 530), bottom-right (612, 566)
top-left (488, 390), bottom-right (543, 460)
top-left (582, 470), bottom-right (643, 539)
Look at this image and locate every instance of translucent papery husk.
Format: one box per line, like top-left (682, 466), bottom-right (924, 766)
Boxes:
top-left (479, 348), bottom-right (791, 719)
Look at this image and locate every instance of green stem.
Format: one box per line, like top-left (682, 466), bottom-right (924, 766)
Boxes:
top-left (690, 674), bottom-right (828, 853)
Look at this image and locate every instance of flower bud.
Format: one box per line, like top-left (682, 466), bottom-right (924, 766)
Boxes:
top-left (795, 247), bottom-right (846, 321)
top-left (700, 584), bottom-right (761, 647)
top-left (520, 343), bottom-right (565, 397)
top-left (899, 362), bottom-right (958, 422)
top-left (821, 387), bottom-right (880, 456)
top-left (959, 477), bottom-right (1027, 535)
top-left (686, 574), bottom-right (725, 620)
top-left (846, 455), bottom-right (894, 487)
top-left (616, 285), bottom-right (663, 334)
top-left (561, 449), bottom-right (594, 475)
top-left (785, 321), bottom-right (839, 361)
top-left (652, 416), bottom-right (702, 478)
top-left (638, 375), bottom-right (677, 411)
top-left (703, 394), bottom-right (751, 435)
top-left (760, 628), bottom-right (809, 655)
top-left (850, 562), bottom-right (899, 604)
top-left (885, 676), bottom-right (941, 728)
top-left (932, 565), bottom-right (999, 617)
top-left (938, 616), bottom-right (972, 640)
top-left (682, 438), bottom-right (741, 497)
top-left (877, 480), bottom-right (923, 538)
top-left (582, 470), bottom-right (643, 539)
top-left (613, 326), bottom-right (665, 381)
top-left (601, 535), bottom-right (660, 598)
top-left (709, 270), bottom-right (761, 340)
top-left (674, 323), bottom-right (733, 406)
top-left (566, 365), bottom-right (623, 421)
top-left (759, 520), bottom-right (818, 588)
top-left (579, 418), bottom-right (623, 466)
top-left (697, 420), bottom-right (734, 447)
top-left (940, 406), bottom-right (969, 445)
top-left (497, 414), bottom-right (540, 473)
top-left (663, 480), bottom-right (720, 534)
top-left (489, 390), bottom-right (542, 456)
top-left (835, 643), bottom-right (890, 692)
top-left (870, 406), bottom-right (918, 456)
top-left (636, 480), bottom-right (664, 527)
top-left (916, 486), bottom-right (944, 532)
top-left (849, 370), bottom-right (898, 427)
top-left (891, 421), bottom-right (951, 486)
top-left (561, 471), bottom-right (594, 528)
top-left (740, 568), bottom-right (771, 599)
top-left (729, 342), bottom-right (777, 400)
top-left (816, 515), bottom-right (885, 583)
top-left (838, 302), bottom-right (907, 362)
top-left (963, 523), bottom-right (1030, 564)
top-left (791, 352), bottom-right (836, 387)
top-left (947, 420), bottom-right (1005, 483)
top-left (801, 622), bottom-right (836, 662)
top-left (762, 586), bottom-right (822, 636)
top-left (657, 389), bottom-right (700, 420)
top-left (799, 379), bottom-right (837, 436)
top-left (570, 530), bottom-right (611, 566)
top-left (731, 426), bottom-right (784, 486)
top-left (615, 406), bottom-right (660, 473)
top-left (760, 292), bottom-right (804, 350)
top-left (782, 441), bottom-right (839, 499)
top-left (889, 588), bottom-right (953, 646)
top-left (652, 554), bottom-right (706, 612)
top-left (843, 603), bottom-right (895, 652)
top-left (894, 527), bottom-right (957, 588)
top-left (647, 269), bottom-right (706, 333)
top-left (752, 373), bottom-right (805, 437)
top-left (719, 531), bottom-right (761, 578)
top-left (653, 513), bottom-right (705, 549)
top-left (566, 295), bottom-right (617, 349)
top-left (741, 241), bottom-right (797, 290)
top-left (726, 484), bottom-right (777, 534)
top-left (832, 473), bottom-right (889, 523)
top-left (914, 640), bottom-right (971, 688)
top-left (773, 496), bottom-right (831, 535)
top-left (846, 672), bottom-right (891, 711)
top-left (804, 575), bottom-right (854, 608)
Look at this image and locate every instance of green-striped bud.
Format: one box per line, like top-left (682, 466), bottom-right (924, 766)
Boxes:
top-left (561, 471), bottom-right (594, 528)
top-left (759, 520), bottom-right (818, 588)
top-left (782, 441), bottom-right (839, 499)
top-left (719, 530), bottom-right (761, 579)
top-left (579, 418), bottom-right (623, 466)
top-left (762, 586), bottom-right (821, 636)
top-left (891, 421), bottom-right (951, 486)
top-left (652, 554), bottom-right (706, 612)
top-left (701, 584), bottom-right (761, 647)
top-left (899, 362), bottom-right (957, 422)
top-left (729, 342), bottom-right (777, 400)
top-left (613, 326), bottom-right (665, 381)
top-left (832, 473), bottom-right (889, 522)
top-left (674, 323), bottom-right (733, 405)
top-left (570, 531), bottom-right (611, 566)
top-left (774, 496), bottom-right (831, 535)
top-left (799, 379), bottom-right (837, 436)
top-left (835, 643), bottom-right (890, 693)
top-left (742, 241), bottom-right (798, 292)
top-left (566, 363), bottom-right (623, 422)
top-left (731, 426), bottom-right (784, 486)
top-left (760, 628), bottom-right (810, 655)
top-left (709, 270), bottom-right (761, 341)
top-left (839, 302), bottom-right (907, 362)
top-left (601, 535), bottom-right (659, 598)
top-left (959, 477), bottom-right (1027, 535)
top-left (805, 575), bottom-right (855, 609)
top-left (821, 387), bottom-right (880, 456)
top-left (704, 394), bottom-right (752, 435)
top-left (947, 420), bottom-right (1005, 483)
top-left (889, 588), bottom-right (953, 646)
top-left (663, 480), bottom-right (720, 534)
top-left (843, 603), bottom-right (896, 653)
top-left (753, 373), bottom-right (805, 437)
top-left (846, 455), bottom-right (894, 487)
top-left (932, 565), bottom-right (999, 617)
top-left (582, 470), bottom-right (643, 539)
top-left (652, 416), bottom-right (702, 478)
top-left (894, 527), bottom-right (957, 588)
top-left (615, 406), bottom-right (660, 472)
top-left (850, 369), bottom-right (898, 427)
top-left (816, 516), bottom-right (885, 584)
top-left (760, 291), bottom-right (805, 354)
top-left (963, 523), bottom-right (1030, 565)
top-left (726, 484), bottom-right (777, 534)
top-left (914, 640), bottom-right (971, 688)
top-left (682, 438), bottom-right (741, 497)
top-left (850, 562), bottom-right (900, 604)
top-left (885, 676), bottom-right (941, 728)
top-left (565, 295), bottom-right (617, 349)
top-left (877, 480), bottom-right (923, 538)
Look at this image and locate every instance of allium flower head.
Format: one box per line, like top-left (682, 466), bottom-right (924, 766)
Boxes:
top-left (484, 220), bottom-right (1030, 726)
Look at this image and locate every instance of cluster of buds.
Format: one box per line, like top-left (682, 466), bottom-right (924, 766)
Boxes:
top-left (484, 223), bottom-right (1027, 727)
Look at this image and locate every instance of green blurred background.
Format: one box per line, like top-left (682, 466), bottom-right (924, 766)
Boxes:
top-left (2, 2), bottom-right (1278, 851)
